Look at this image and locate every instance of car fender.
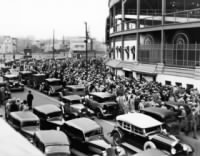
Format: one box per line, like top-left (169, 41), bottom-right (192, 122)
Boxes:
top-left (143, 141), bottom-right (157, 150)
top-left (110, 128), bottom-right (124, 138)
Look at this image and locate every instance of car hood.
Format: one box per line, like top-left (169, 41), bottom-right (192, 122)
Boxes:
top-left (149, 133), bottom-right (180, 147)
top-left (22, 126), bottom-right (40, 136)
top-left (50, 85), bottom-right (62, 91)
top-left (101, 101), bottom-right (117, 106)
top-left (46, 146), bottom-right (70, 156)
top-left (88, 139), bottom-right (111, 150)
top-left (70, 104), bottom-right (85, 110)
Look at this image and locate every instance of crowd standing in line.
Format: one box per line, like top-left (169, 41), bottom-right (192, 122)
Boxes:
top-left (2, 57), bottom-right (200, 139)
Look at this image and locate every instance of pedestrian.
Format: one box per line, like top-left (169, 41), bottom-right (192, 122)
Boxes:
top-left (27, 90), bottom-right (34, 110)
top-left (190, 105), bottom-right (198, 139)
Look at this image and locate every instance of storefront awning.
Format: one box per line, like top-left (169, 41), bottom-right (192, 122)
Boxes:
top-left (116, 61), bottom-right (136, 71)
top-left (133, 64), bottom-right (157, 75)
top-left (106, 59), bottom-right (121, 68)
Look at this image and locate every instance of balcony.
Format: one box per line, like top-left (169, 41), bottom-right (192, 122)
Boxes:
top-left (110, 8), bottom-right (200, 33)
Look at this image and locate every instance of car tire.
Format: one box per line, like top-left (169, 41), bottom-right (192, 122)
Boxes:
top-left (143, 141), bottom-right (156, 150)
top-left (113, 132), bottom-right (122, 146)
top-left (96, 110), bottom-right (103, 119)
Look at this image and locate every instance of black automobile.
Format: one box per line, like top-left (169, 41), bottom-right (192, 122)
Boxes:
top-left (19, 71), bottom-right (33, 85)
top-left (28, 73), bottom-right (46, 89)
top-left (61, 117), bottom-right (126, 156)
top-left (59, 95), bottom-right (92, 119)
top-left (59, 85), bottom-right (85, 100)
top-left (3, 74), bottom-right (24, 91)
top-left (34, 130), bottom-right (71, 156)
top-left (8, 111), bottom-right (40, 142)
top-left (111, 113), bottom-right (193, 156)
top-left (39, 78), bottom-right (62, 96)
top-left (85, 92), bottom-right (119, 118)
top-left (140, 107), bottom-right (179, 134)
top-left (33, 104), bottom-right (65, 130)
top-left (0, 81), bottom-right (11, 100)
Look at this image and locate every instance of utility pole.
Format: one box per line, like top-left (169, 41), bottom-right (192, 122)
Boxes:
top-left (62, 36), bottom-right (65, 56)
top-left (85, 22), bottom-right (88, 80)
top-left (52, 29), bottom-right (55, 59)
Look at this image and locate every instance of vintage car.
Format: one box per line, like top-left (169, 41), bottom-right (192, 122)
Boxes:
top-left (33, 104), bottom-right (65, 130)
top-left (3, 74), bottom-right (24, 91)
top-left (132, 149), bottom-right (171, 156)
top-left (85, 92), bottom-right (118, 118)
top-left (61, 117), bottom-right (126, 156)
top-left (59, 95), bottom-right (91, 119)
top-left (29, 73), bottom-right (46, 89)
top-left (111, 113), bottom-right (193, 156)
top-left (140, 107), bottom-right (179, 134)
top-left (0, 81), bottom-right (11, 100)
top-left (19, 71), bottom-right (33, 85)
top-left (1, 66), bottom-right (11, 75)
top-left (5, 98), bottom-right (21, 120)
top-left (8, 111), bottom-right (40, 142)
top-left (59, 85), bottom-right (85, 100)
top-left (34, 130), bottom-right (71, 156)
top-left (39, 78), bottom-right (62, 96)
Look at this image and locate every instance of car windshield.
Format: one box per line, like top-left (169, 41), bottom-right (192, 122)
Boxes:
top-left (71, 100), bottom-right (81, 104)
top-left (22, 120), bottom-right (39, 127)
top-left (145, 126), bottom-right (162, 134)
top-left (95, 96), bottom-right (115, 103)
top-left (7, 77), bottom-right (19, 81)
top-left (49, 81), bottom-right (61, 86)
top-left (48, 111), bottom-right (62, 118)
top-left (85, 128), bottom-right (102, 138)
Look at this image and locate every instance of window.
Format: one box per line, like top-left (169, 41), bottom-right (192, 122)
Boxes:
top-left (176, 82), bottom-right (182, 87)
top-left (165, 81), bottom-right (171, 85)
top-left (65, 125), bottom-right (84, 141)
top-left (10, 117), bottom-right (21, 128)
top-left (118, 121), bottom-right (123, 127)
top-left (123, 122), bottom-right (131, 130)
top-left (134, 127), bottom-right (144, 135)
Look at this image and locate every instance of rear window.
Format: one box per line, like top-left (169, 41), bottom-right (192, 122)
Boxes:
top-left (71, 100), bottom-right (81, 104)
top-left (145, 126), bottom-right (161, 134)
top-left (48, 111), bottom-right (62, 118)
top-left (49, 81), bottom-right (61, 85)
top-left (22, 120), bottom-right (39, 127)
top-left (85, 128), bottom-right (102, 138)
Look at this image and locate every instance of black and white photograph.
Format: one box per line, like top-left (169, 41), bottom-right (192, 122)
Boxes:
top-left (0, 0), bottom-right (200, 156)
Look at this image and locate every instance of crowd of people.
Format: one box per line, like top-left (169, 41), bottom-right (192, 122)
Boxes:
top-left (2, 57), bottom-right (200, 139)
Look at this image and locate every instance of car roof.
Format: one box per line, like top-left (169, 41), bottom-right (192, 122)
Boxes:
top-left (20, 71), bottom-right (32, 74)
top-left (45, 78), bottom-right (60, 82)
top-left (4, 74), bottom-right (18, 78)
top-left (65, 117), bottom-right (101, 133)
top-left (35, 130), bottom-right (69, 146)
top-left (116, 113), bottom-right (162, 129)
top-left (66, 85), bottom-right (85, 89)
top-left (33, 104), bottom-right (61, 114)
top-left (33, 73), bottom-right (46, 76)
top-left (142, 107), bottom-right (177, 119)
top-left (10, 111), bottom-right (39, 122)
top-left (133, 149), bottom-right (169, 156)
top-left (89, 92), bottom-right (114, 98)
top-left (63, 95), bottom-right (82, 101)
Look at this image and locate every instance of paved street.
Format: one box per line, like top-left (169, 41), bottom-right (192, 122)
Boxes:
top-left (4, 87), bottom-right (200, 156)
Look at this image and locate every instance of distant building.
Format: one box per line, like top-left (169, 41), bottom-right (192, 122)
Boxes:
top-left (0, 36), bottom-right (17, 54)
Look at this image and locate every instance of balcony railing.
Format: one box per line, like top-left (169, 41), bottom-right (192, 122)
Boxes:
top-left (138, 44), bottom-right (200, 68)
top-left (111, 8), bottom-right (200, 33)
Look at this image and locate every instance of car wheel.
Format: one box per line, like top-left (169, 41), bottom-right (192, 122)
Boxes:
top-left (96, 110), bottom-right (103, 119)
top-left (143, 141), bottom-right (156, 150)
top-left (113, 132), bottom-right (122, 146)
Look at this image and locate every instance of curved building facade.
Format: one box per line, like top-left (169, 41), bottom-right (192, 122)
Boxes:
top-left (106, 0), bottom-right (200, 89)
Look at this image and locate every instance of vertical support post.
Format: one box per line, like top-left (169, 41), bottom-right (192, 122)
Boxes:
top-left (136, 0), bottom-right (140, 62)
top-left (52, 30), bottom-right (55, 60)
top-left (161, 0), bottom-right (166, 64)
top-left (85, 22), bottom-right (88, 80)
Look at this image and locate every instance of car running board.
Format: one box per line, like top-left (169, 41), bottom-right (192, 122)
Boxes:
top-left (121, 142), bottom-right (142, 153)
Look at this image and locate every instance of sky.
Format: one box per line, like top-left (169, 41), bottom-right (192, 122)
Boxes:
top-left (0, 0), bottom-right (109, 41)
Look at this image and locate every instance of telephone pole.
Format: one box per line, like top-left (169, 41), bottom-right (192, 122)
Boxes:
top-left (52, 29), bottom-right (55, 59)
top-left (85, 22), bottom-right (88, 79)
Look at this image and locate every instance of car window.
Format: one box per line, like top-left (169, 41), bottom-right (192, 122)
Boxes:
top-left (145, 126), bottom-right (162, 134)
top-left (134, 126), bottom-right (144, 135)
top-left (71, 100), bottom-right (81, 104)
top-left (65, 125), bottom-right (84, 141)
top-left (49, 81), bottom-right (61, 85)
top-left (10, 117), bottom-right (21, 127)
top-left (22, 121), bottom-right (39, 127)
top-left (124, 122), bottom-right (131, 131)
top-left (66, 87), bottom-right (73, 92)
top-left (48, 111), bottom-right (62, 118)
top-left (76, 88), bottom-right (84, 92)
top-left (85, 128), bottom-right (102, 138)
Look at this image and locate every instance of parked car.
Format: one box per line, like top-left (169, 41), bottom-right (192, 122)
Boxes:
top-left (33, 104), bottom-right (64, 130)
top-left (111, 113), bottom-right (193, 156)
top-left (0, 81), bottom-right (11, 100)
top-left (59, 85), bottom-right (85, 100)
top-left (8, 111), bottom-right (40, 142)
top-left (61, 117), bottom-right (126, 156)
top-left (132, 149), bottom-right (171, 156)
top-left (140, 107), bottom-right (179, 134)
top-left (28, 73), bottom-right (46, 89)
top-left (1, 66), bottom-right (10, 75)
top-left (34, 130), bottom-right (71, 156)
top-left (5, 98), bottom-right (21, 120)
top-left (59, 95), bottom-right (92, 119)
top-left (3, 74), bottom-right (24, 91)
top-left (19, 71), bottom-right (33, 85)
top-left (85, 92), bottom-right (118, 118)
top-left (39, 78), bottom-right (62, 96)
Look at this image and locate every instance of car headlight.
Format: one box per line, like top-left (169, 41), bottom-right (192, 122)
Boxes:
top-left (102, 151), bottom-right (107, 156)
top-left (171, 148), bottom-right (176, 155)
top-left (182, 144), bottom-right (193, 153)
top-left (115, 146), bottom-right (121, 154)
